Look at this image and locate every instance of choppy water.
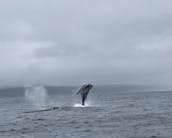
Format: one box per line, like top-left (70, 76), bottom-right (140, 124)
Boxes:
top-left (0, 86), bottom-right (172, 138)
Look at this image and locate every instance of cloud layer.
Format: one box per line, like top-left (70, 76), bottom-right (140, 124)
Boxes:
top-left (0, 0), bottom-right (172, 87)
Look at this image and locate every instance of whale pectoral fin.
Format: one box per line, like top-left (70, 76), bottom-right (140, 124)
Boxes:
top-left (76, 90), bottom-right (80, 95)
top-left (76, 85), bottom-right (85, 95)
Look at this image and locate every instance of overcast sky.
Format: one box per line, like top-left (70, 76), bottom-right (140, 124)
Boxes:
top-left (0, 0), bottom-right (172, 87)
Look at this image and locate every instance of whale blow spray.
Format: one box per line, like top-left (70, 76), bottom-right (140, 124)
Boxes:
top-left (25, 85), bottom-right (48, 109)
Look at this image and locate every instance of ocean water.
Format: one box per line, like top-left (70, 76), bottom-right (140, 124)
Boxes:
top-left (0, 86), bottom-right (172, 138)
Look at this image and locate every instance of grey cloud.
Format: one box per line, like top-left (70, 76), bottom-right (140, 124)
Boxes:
top-left (0, 0), bottom-right (172, 87)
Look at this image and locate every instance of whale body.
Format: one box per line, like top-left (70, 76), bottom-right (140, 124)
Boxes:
top-left (76, 84), bottom-right (93, 106)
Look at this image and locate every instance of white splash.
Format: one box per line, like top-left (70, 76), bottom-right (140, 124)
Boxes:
top-left (25, 85), bottom-right (48, 109)
top-left (73, 102), bottom-right (91, 107)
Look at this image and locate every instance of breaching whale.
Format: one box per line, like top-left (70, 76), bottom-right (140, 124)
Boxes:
top-left (76, 84), bottom-right (93, 106)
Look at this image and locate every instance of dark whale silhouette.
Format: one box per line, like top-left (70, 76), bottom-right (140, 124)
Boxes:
top-left (76, 84), bottom-right (93, 106)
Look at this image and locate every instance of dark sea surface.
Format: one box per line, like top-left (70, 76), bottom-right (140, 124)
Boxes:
top-left (0, 85), bottom-right (172, 138)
